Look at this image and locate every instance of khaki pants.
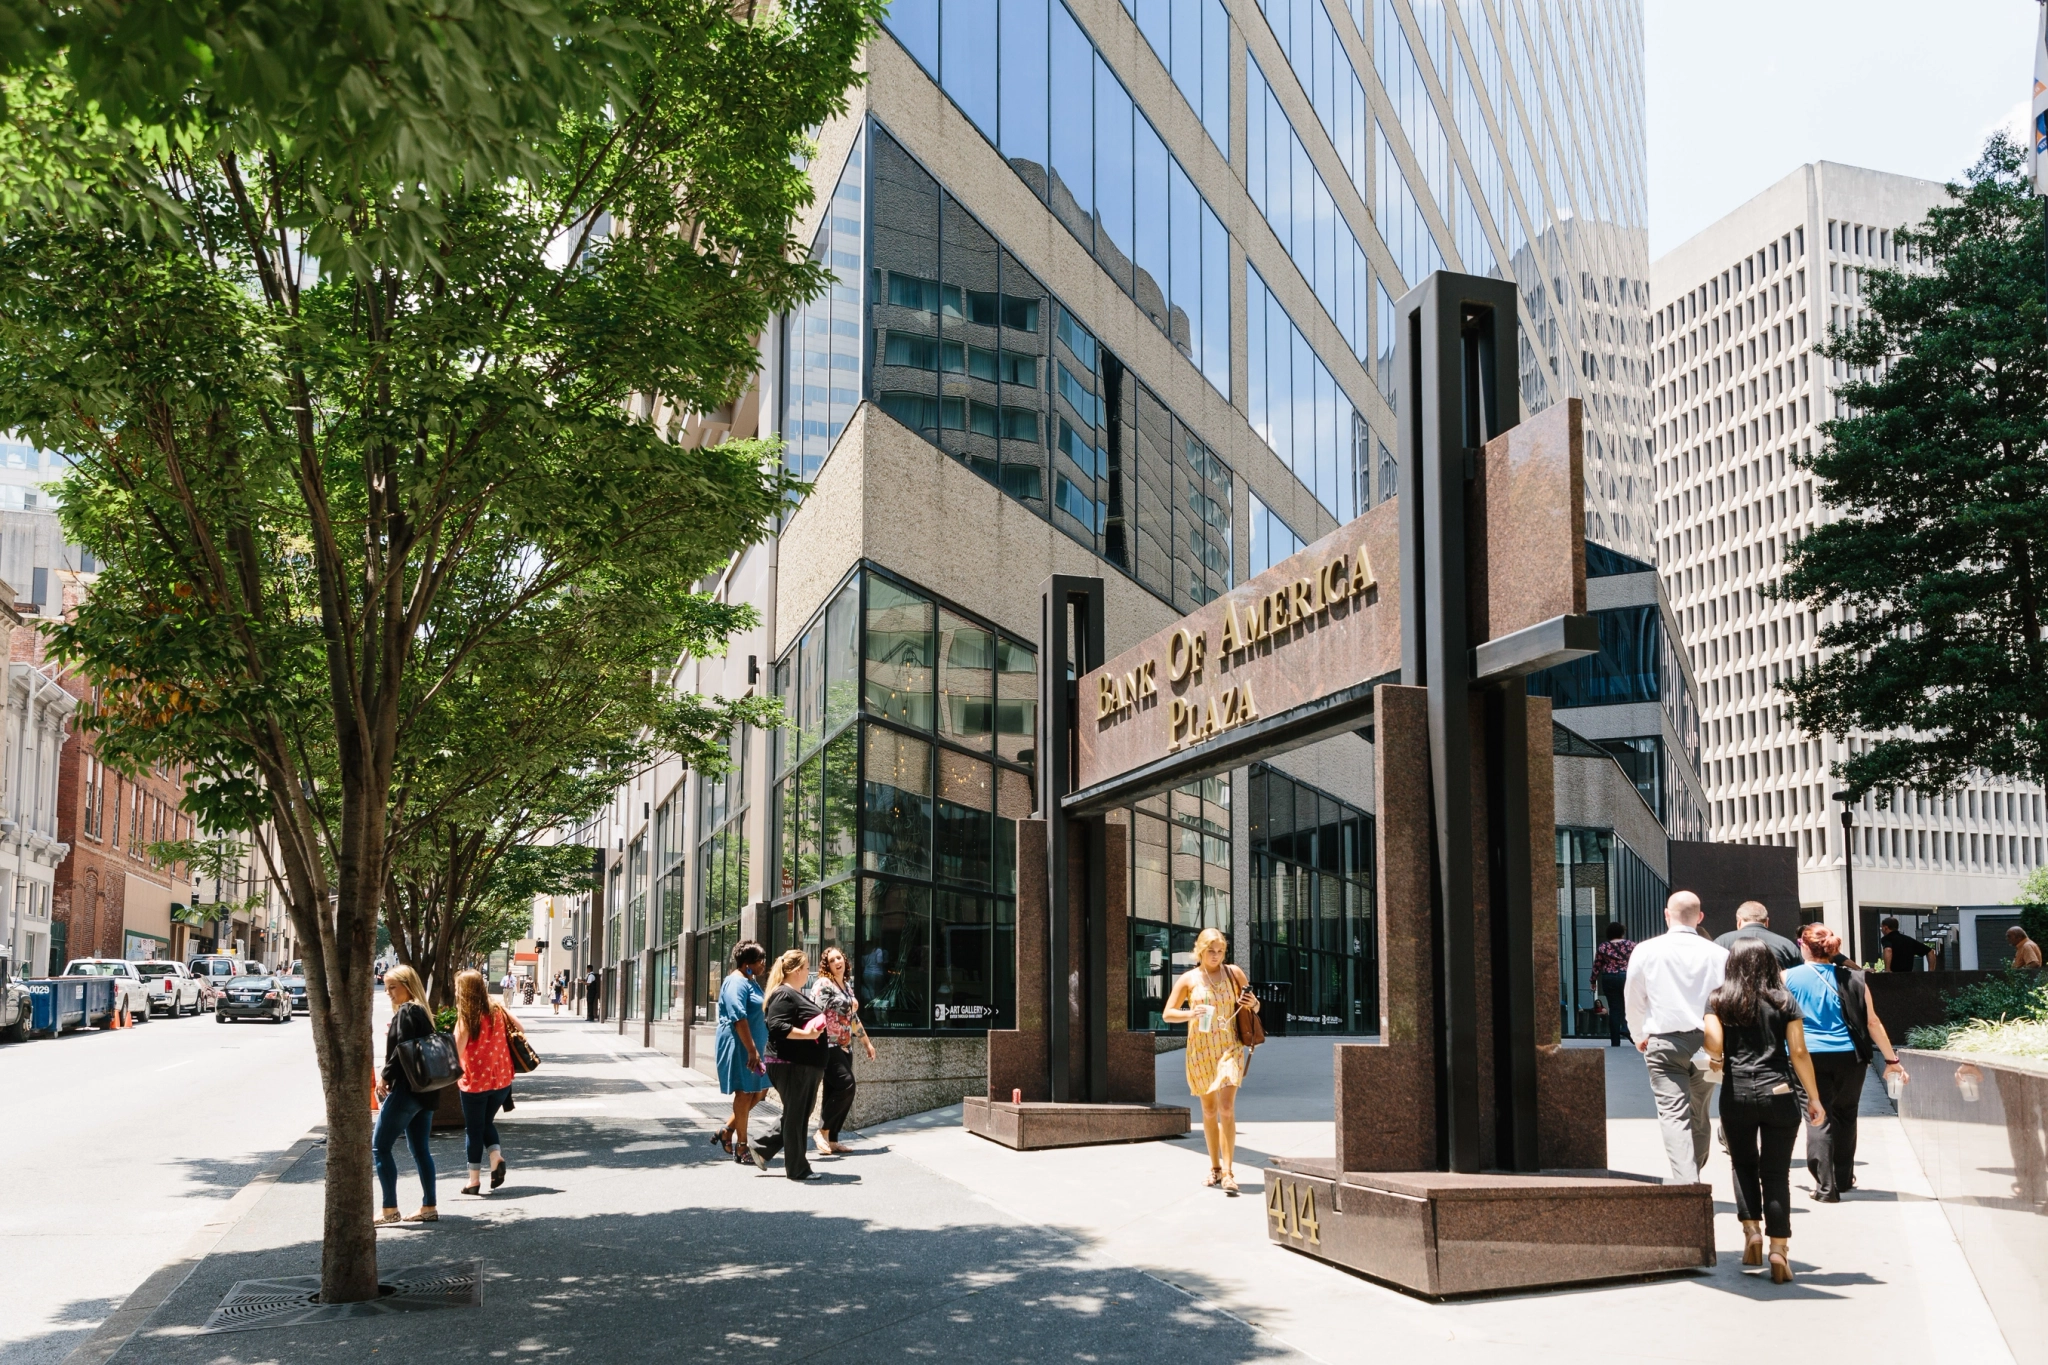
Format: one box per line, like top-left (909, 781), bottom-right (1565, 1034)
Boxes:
top-left (1644, 1030), bottom-right (1716, 1184)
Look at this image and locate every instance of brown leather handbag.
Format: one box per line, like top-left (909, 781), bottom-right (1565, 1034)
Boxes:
top-left (1228, 966), bottom-right (1266, 1048)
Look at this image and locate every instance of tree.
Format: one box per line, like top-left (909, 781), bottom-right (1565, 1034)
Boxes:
top-left (1779, 134), bottom-right (2048, 802)
top-left (0, 0), bottom-right (877, 1302)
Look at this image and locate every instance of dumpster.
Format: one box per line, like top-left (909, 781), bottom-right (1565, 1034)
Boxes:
top-left (27, 976), bottom-right (116, 1035)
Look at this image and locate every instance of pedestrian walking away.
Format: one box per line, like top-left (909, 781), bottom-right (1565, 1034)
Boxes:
top-left (1624, 890), bottom-right (1729, 1184)
top-left (2009, 924), bottom-right (2044, 970)
top-left (372, 964), bottom-right (440, 1225)
top-left (750, 950), bottom-right (828, 1180)
top-left (1786, 924), bottom-right (1909, 1201)
top-left (712, 942), bottom-right (772, 1163)
top-left (1161, 928), bottom-right (1261, 1195)
top-left (453, 968), bottom-right (523, 1195)
top-left (1703, 939), bottom-right (1827, 1284)
top-left (808, 946), bottom-right (873, 1156)
top-left (1591, 923), bottom-right (1635, 1046)
top-left (1714, 901), bottom-right (1803, 971)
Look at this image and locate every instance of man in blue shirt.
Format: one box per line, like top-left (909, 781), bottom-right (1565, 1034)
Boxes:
top-left (1785, 924), bottom-right (1908, 1200)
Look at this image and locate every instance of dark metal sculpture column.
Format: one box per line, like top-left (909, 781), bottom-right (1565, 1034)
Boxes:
top-left (1394, 271), bottom-right (1532, 1173)
top-left (1039, 575), bottom-right (1106, 1103)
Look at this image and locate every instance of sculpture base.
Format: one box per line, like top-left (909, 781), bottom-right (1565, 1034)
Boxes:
top-left (1264, 1159), bottom-right (1715, 1298)
top-left (962, 1097), bottom-right (1190, 1150)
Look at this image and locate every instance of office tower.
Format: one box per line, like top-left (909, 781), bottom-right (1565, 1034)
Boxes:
top-left (1650, 162), bottom-right (2043, 963)
top-left (571, 0), bottom-right (1670, 1088)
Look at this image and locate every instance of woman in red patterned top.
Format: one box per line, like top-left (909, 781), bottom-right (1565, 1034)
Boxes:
top-left (1591, 924), bottom-right (1637, 1047)
top-left (454, 969), bottom-right (525, 1195)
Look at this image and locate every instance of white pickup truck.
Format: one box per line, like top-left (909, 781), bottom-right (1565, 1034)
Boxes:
top-left (61, 960), bottom-right (155, 1023)
top-left (133, 961), bottom-right (206, 1016)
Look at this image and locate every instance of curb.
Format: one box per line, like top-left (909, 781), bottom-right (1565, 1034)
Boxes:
top-left (60, 1128), bottom-right (327, 1365)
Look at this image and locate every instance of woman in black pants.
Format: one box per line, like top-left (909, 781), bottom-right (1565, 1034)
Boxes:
top-left (1704, 939), bottom-right (1826, 1283)
top-left (807, 947), bottom-right (874, 1155)
top-left (748, 950), bottom-right (827, 1181)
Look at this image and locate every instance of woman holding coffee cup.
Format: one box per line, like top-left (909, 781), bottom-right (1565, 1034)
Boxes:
top-left (1162, 928), bottom-right (1260, 1195)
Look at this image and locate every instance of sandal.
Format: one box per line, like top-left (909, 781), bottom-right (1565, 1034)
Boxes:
top-left (375, 1208), bottom-right (402, 1226)
top-left (491, 1160), bottom-right (507, 1190)
top-left (1204, 1167), bottom-right (1223, 1189)
top-left (460, 1184), bottom-right (482, 1197)
top-left (1221, 1172), bottom-right (1240, 1197)
top-left (711, 1124), bottom-right (734, 1154)
top-left (404, 1208), bottom-right (439, 1224)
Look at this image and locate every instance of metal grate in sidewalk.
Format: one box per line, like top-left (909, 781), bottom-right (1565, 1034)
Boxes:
top-left (199, 1259), bottom-right (482, 1333)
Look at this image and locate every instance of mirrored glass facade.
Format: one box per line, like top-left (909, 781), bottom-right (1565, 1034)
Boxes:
top-left (764, 568), bottom-right (1034, 1033)
top-left (1127, 777), bottom-right (1234, 1031)
top-left (1249, 765), bottom-right (1376, 1036)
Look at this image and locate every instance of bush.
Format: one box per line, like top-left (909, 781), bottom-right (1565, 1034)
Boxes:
top-left (1942, 969), bottom-right (2048, 1026)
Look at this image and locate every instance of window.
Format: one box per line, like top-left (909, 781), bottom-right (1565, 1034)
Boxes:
top-left (771, 568), bottom-right (1034, 1033)
top-left (783, 131), bottom-right (865, 481)
top-left (1131, 776), bottom-right (1237, 1030)
top-left (1247, 491), bottom-right (1306, 578)
top-left (882, 2), bottom-right (1231, 395)
top-left (1245, 766), bottom-right (1372, 1035)
top-left (861, 125), bottom-right (1230, 616)
top-left (1248, 264), bottom-right (1362, 524)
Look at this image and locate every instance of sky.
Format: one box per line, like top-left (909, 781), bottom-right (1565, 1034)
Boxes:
top-left (1646, 0), bottom-right (2041, 260)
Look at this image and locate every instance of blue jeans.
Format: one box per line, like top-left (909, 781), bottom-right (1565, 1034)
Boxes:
top-left (459, 1087), bottom-right (510, 1166)
top-left (373, 1083), bottom-right (436, 1208)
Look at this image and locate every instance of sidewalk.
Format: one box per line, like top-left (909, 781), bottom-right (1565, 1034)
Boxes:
top-left (94, 1018), bottom-right (2016, 1364)
top-left (96, 1010), bottom-right (1304, 1364)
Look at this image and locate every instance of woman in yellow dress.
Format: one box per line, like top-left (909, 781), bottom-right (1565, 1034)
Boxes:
top-left (1162, 928), bottom-right (1261, 1194)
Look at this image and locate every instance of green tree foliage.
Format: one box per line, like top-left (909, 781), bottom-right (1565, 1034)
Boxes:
top-left (0, 0), bottom-right (877, 1302)
top-left (1779, 135), bottom-right (2048, 801)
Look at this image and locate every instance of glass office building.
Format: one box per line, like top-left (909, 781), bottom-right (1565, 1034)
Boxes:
top-left (588, 0), bottom-right (1656, 1060)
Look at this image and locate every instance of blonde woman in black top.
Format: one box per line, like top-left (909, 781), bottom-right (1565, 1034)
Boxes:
top-left (747, 950), bottom-right (828, 1180)
top-left (1704, 939), bottom-right (1826, 1282)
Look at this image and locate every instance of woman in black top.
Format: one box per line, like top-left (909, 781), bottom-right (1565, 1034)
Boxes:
top-left (373, 964), bottom-right (441, 1224)
top-left (1704, 939), bottom-right (1826, 1282)
top-left (747, 950), bottom-right (828, 1181)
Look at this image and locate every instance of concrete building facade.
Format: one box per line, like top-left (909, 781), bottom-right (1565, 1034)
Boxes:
top-left (1648, 161), bottom-right (2037, 964)
top-left (564, 0), bottom-right (1674, 1116)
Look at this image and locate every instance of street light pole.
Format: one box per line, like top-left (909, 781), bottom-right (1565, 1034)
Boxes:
top-left (1835, 793), bottom-right (1859, 965)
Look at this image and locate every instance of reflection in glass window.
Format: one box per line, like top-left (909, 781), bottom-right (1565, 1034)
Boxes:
top-left (882, 3), bottom-right (1230, 398)
top-left (783, 131), bottom-right (865, 482)
top-left (1248, 492), bottom-right (1306, 578)
top-left (1556, 827), bottom-right (1667, 1037)
top-left (1125, 0), bottom-right (1230, 159)
top-left (773, 568), bottom-right (1034, 1031)
top-left (1253, 0), bottom-right (1367, 197)
top-left (1247, 764), bottom-right (1374, 1036)
top-left (1245, 57), bottom-right (1371, 367)
top-left (1525, 605), bottom-right (1661, 708)
top-left (1126, 777), bottom-right (1233, 1029)
top-left (1248, 265), bottom-right (1362, 525)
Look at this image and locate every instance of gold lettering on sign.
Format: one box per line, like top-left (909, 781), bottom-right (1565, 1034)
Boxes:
top-left (1167, 628), bottom-right (1208, 683)
top-left (1167, 682), bottom-right (1260, 752)
top-left (1097, 659), bottom-right (1157, 720)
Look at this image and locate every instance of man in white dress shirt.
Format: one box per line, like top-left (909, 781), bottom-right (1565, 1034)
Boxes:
top-left (1624, 890), bottom-right (1730, 1184)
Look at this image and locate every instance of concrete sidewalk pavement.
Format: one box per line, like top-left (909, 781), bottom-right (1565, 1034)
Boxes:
top-left (88, 1017), bottom-right (2015, 1364)
top-left (92, 1010), bottom-right (1306, 1364)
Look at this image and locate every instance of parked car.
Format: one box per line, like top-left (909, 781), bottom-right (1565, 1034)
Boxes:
top-left (216, 975), bottom-right (293, 1024)
top-left (277, 970), bottom-right (308, 1013)
top-left (134, 961), bottom-right (205, 1016)
top-left (61, 960), bottom-right (153, 1023)
top-left (1, 959), bottom-right (29, 1042)
top-left (187, 955), bottom-right (262, 1008)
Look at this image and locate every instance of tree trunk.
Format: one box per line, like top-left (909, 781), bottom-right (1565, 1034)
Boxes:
top-left (309, 959), bottom-right (378, 1301)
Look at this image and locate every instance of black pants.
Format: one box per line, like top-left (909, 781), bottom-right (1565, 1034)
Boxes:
top-left (586, 986), bottom-right (599, 1021)
top-left (819, 1050), bottom-right (856, 1139)
top-left (1806, 1051), bottom-right (1866, 1196)
top-left (753, 1062), bottom-right (823, 1179)
top-left (1721, 1092), bottom-right (1800, 1236)
top-left (1598, 973), bottom-right (1628, 1045)
top-left (459, 1086), bottom-right (510, 1167)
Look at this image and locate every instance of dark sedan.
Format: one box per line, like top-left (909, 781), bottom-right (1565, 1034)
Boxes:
top-left (278, 973), bottom-right (309, 1013)
top-left (216, 976), bottom-right (293, 1024)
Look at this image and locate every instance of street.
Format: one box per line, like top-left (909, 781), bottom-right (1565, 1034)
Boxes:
top-left (0, 1005), bottom-right (324, 1365)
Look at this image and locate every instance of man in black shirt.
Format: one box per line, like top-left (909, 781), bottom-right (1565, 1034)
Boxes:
top-left (1880, 917), bottom-right (1934, 973)
top-left (1713, 901), bottom-right (1802, 970)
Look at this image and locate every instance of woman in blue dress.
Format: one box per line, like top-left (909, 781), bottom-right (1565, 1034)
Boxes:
top-left (713, 941), bottom-right (770, 1162)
